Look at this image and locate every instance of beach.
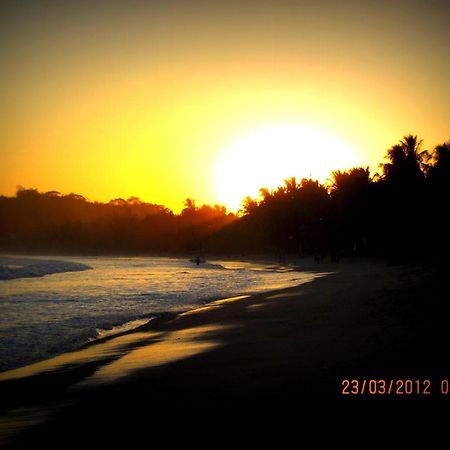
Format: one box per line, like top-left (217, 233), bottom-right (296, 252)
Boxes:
top-left (0, 258), bottom-right (448, 446)
top-left (0, 255), bottom-right (312, 373)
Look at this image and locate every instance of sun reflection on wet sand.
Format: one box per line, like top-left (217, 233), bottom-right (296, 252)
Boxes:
top-left (82, 325), bottom-right (228, 384)
top-left (0, 332), bottom-right (162, 382)
top-left (0, 324), bottom-right (228, 445)
top-left (265, 292), bottom-right (305, 300)
top-left (179, 296), bottom-right (250, 316)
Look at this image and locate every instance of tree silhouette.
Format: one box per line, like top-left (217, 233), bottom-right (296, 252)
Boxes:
top-left (0, 190), bottom-right (233, 254)
top-left (331, 167), bottom-right (371, 194)
top-left (330, 167), bottom-right (372, 255)
top-left (382, 134), bottom-right (428, 186)
top-left (378, 135), bottom-right (431, 261)
top-left (426, 140), bottom-right (450, 255)
top-left (428, 141), bottom-right (450, 187)
top-left (241, 196), bottom-right (258, 215)
top-left (182, 198), bottom-right (197, 216)
top-left (1, 134), bottom-right (449, 260)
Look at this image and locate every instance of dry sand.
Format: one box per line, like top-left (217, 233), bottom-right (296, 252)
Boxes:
top-left (0, 258), bottom-right (448, 446)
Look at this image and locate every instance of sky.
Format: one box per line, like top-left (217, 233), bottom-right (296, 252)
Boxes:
top-left (1, 0), bottom-right (449, 211)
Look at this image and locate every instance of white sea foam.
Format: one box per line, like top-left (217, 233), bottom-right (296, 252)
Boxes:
top-left (0, 255), bottom-right (316, 372)
top-left (93, 318), bottom-right (154, 340)
top-left (0, 256), bottom-right (91, 280)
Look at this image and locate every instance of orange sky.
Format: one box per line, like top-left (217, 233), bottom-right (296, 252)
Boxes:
top-left (1, 0), bottom-right (449, 211)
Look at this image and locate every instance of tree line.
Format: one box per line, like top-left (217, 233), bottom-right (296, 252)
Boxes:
top-left (0, 191), bottom-right (235, 254)
top-left (216, 134), bottom-right (449, 262)
top-left (0, 134), bottom-right (449, 260)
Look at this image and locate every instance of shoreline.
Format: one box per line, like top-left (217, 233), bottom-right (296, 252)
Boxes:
top-left (0, 258), bottom-right (448, 445)
top-left (0, 275), bottom-right (324, 382)
top-left (0, 254), bottom-right (323, 373)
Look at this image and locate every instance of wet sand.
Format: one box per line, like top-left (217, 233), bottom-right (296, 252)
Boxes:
top-left (0, 259), bottom-right (448, 446)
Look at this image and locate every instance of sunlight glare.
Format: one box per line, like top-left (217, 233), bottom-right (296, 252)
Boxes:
top-left (215, 124), bottom-right (359, 211)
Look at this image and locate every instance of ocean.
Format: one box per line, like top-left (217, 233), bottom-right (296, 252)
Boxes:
top-left (0, 255), bottom-right (315, 372)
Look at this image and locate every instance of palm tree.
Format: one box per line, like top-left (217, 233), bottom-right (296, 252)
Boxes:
top-left (382, 134), bottom-right (428, 185)
top-left (379, 135), bottom-right (429, 260)
top-left (330, 167), bottom-right (372, 254)
top-left (181, 198), bottom-right (197, 217)
top-left (258, 187), bottom-right (271, 203)
top-left (401, 134), bottom-right (430, 175)
top-left (241, 196), bottom-right (258, 215)
top-left (331, 167), bottom-right (371, 194)
top-left (284, 177), bottom-right (299, 195)
top-left (428, 141), bottom-right (450, 185)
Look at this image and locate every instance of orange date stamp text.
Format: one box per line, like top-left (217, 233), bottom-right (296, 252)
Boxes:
top-left (340, 378), bottom-right (449, 396)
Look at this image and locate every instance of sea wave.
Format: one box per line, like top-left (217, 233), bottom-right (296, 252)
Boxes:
top-left (0, 256), bottom-right (317, 372)
top-left (0, 256), bottom-right (92, 280)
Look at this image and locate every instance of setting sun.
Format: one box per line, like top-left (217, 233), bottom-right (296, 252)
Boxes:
top-left (215, 124), bottom-right (359, 211)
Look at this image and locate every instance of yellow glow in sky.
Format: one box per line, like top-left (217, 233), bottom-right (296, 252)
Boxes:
top-left (0, 1), bottom-right (448, 212)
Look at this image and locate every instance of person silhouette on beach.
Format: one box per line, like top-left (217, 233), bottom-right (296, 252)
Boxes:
top-left (196, 256), bottom-right (200, 266)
